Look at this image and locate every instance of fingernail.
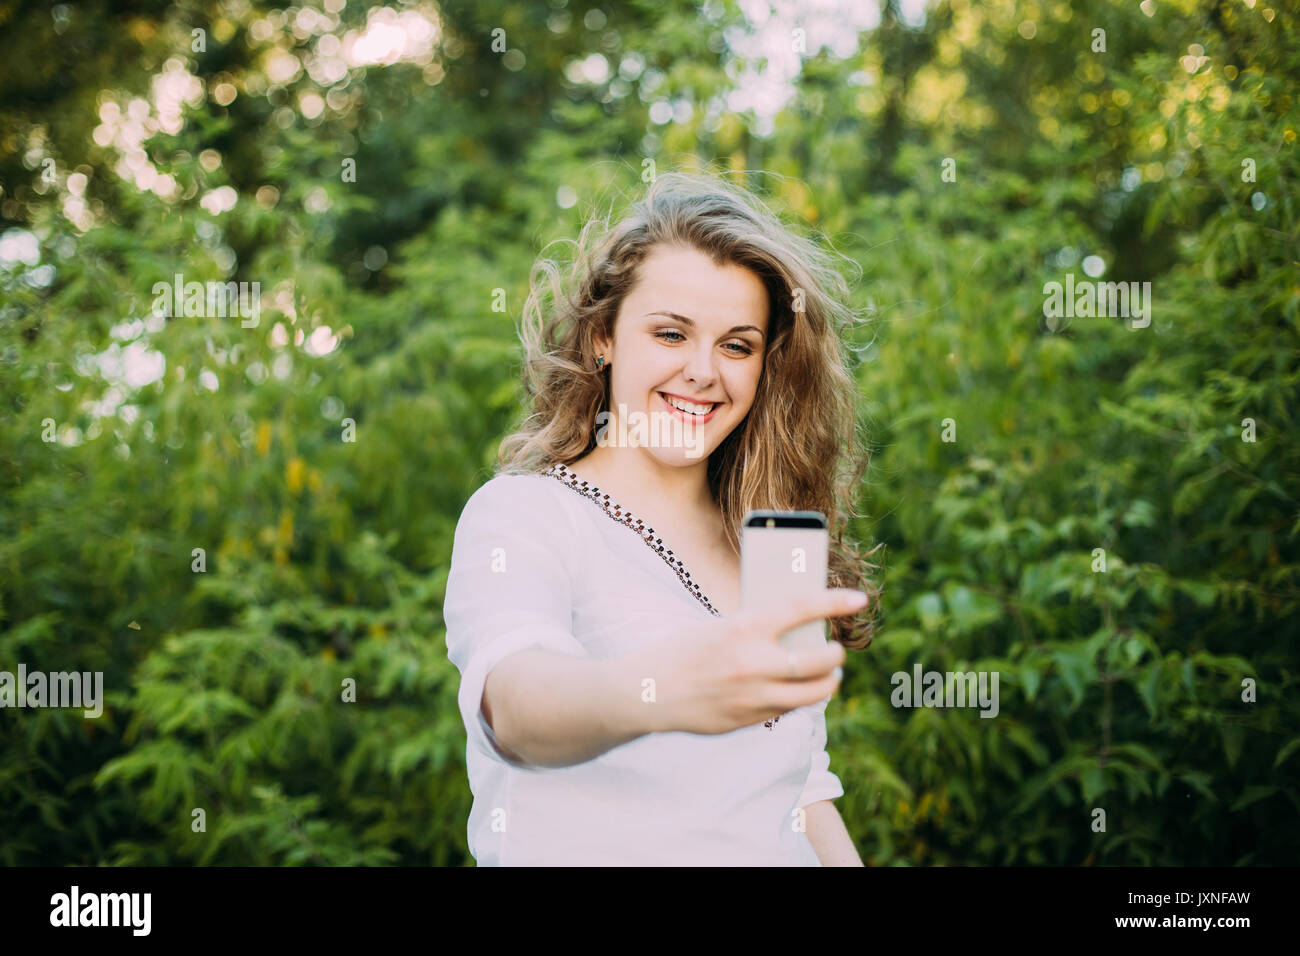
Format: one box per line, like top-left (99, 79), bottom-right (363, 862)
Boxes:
top-left (846, 591), bottom-right (868, 608)
top-left (833, 666), bottom-right (843, 682)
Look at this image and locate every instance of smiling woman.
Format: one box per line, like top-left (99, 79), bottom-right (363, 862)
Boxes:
top-left (442, 169), bottom-right (884, 866)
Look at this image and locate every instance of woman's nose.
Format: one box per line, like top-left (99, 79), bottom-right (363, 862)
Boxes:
top-left (683, 345), bottom-right (718, 385)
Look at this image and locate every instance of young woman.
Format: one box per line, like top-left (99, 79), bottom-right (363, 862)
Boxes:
top-left (443, 171), bottom-right (882, 866)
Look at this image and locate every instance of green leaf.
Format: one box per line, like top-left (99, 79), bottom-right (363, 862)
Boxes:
top-left (1080, 765), bottom-right (1106, 804)
top-left (1176, 579), bottom-right (1218, 608)
top-left (1021, 667), bottom-right (1042, 703)
top-left (1274, 737), bottom-right (1300, 769)
top-left (1228, 785), bottom-right (1278, 813)
top-left (1135, 663), bottom-right (1160, 719)
top-left (1121, 500), bottom-right (1157, 528)
top-left (1051, 640), bottom-right (1099, 710)
top-left (915, 592), bottom-right (944, 631)
top-left (941, 582), bottom-right (1003, 634)
top-left (1220, 722), bottom-right (1245, 770)
top-left (1179, 772), bottom-right (1218, 803)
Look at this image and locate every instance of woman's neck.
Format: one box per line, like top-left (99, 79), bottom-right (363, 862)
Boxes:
top-left (568, 447), bottom-right (719, 532)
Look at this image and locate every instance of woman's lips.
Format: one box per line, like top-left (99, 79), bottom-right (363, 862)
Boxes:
top-left (659, 392), bottom-right (720, 424)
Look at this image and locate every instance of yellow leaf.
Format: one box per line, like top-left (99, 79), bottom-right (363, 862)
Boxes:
top-left (286, 457), bottom-right (304, 494)
top-left (127, 18), bottom-right (155, 42)
top-left (256, 422), bottom-right (272, 456)
top-left (321, 647), bottom-right (336, 661)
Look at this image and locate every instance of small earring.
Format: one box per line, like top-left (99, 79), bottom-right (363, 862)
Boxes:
top-left (596, 355), bottom-right (605, 369)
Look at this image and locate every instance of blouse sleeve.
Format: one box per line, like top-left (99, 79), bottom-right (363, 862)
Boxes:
top-left (442, 474), bottom-right (586, 770)
top-left (796, 695), bottom-right (845, 808)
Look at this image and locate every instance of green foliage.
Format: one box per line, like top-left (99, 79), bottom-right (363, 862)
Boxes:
top-left (1, 0), bottom-right (1296, 865)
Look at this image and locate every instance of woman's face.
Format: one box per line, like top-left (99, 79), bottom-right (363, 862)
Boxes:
top-left (594, 244), bottom-right (769, 468)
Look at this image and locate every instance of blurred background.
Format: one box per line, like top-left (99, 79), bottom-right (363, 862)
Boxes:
top-left (1, 0), bottom-right (1296, 866)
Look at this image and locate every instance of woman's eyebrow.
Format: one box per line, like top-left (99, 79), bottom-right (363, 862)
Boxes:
top-left (645, 311), bottom-right (765, 338)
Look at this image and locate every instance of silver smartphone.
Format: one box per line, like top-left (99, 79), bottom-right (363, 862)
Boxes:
top-left (739, 510), bottom-right (830, 652)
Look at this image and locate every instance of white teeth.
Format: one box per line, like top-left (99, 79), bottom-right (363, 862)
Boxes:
top-left (663, 394), bottom-right (715, 416)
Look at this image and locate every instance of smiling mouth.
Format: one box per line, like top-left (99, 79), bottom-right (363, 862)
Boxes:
top-left (658, 392), bottom-right (721, 421)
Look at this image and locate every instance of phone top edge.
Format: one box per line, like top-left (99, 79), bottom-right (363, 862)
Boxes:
top-left (741, 510), bottom-right (827, 529)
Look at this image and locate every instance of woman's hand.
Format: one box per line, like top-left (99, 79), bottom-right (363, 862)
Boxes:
top-left (625, 588), bottom-right (867, 736)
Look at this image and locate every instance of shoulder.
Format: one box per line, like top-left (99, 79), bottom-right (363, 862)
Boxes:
top-left (456, 470), bottom-right (578, 536)
top-left (452, 471), bottom-right (586, 578)
top-left (462, 471), bottom-right (560, 511)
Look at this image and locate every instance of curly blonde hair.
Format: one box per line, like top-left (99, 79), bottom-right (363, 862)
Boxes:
top-left (498, 169), bottom-right (882, 650)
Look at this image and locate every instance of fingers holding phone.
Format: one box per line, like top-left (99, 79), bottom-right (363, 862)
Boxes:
top-left (624, 512), bottom-right (866, 736)
top-left (736, 509), bottom-right (864, 705)
top-left (730, 587), bottom-right (861, 699)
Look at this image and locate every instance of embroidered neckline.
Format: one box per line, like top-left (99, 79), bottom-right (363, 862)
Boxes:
top-left (541, 461), bottom-right (782, 729)
top-left (543, 462), bottom-right (720, 617)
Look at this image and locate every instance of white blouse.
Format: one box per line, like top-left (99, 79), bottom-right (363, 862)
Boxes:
top-left (442, 462), bottom-right (844, 866)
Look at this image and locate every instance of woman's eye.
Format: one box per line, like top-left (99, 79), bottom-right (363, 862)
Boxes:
top-left (654, 330), bottom-right (753, 355)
